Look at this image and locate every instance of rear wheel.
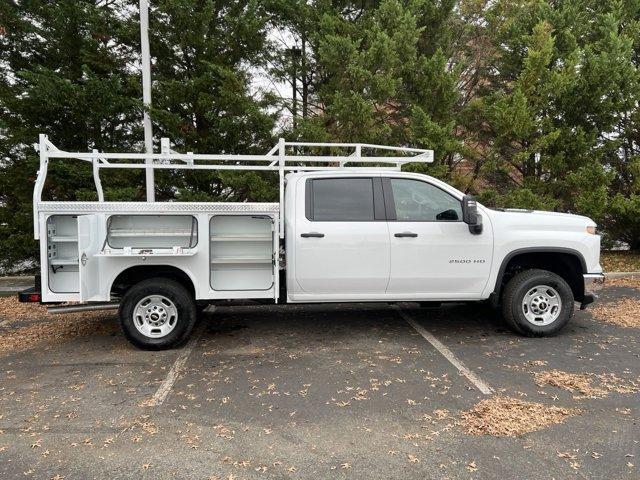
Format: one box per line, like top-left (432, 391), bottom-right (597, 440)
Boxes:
top-left (501, 269), bottom-right (574, 336)
top-left (119, 278), bottom-right (196, 350)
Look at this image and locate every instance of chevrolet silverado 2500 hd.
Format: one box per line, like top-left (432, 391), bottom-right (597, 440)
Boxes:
top-left (19, 136), bottom-right (604, 349)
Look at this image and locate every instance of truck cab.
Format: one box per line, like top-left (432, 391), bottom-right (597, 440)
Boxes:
top-left (285, 171), bottom-right (602, 312)
top-left (285, 171), bottom-right (494, 302)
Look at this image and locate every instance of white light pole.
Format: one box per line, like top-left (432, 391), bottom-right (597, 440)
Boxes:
top-left (140, 0), bottom-right (155, 201)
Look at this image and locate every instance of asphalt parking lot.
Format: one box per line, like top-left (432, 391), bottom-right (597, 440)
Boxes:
top-left (0, 280), bottom-right (638, 479)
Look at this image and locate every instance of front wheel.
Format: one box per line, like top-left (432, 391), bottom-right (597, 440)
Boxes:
top-left (501, 269), bottom-right (574, 336)
top-left (119, 278), bottom-right (196, 350)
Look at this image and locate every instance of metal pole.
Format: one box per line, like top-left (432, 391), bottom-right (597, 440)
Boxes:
top-left (286, 47), bottom-right (301, 130)
top-left (278, 138), bottom-right (285, 239)
top-left (140, 0), bottom-right (155, 201)
top-left (292, 58), bottom-right (297, 129)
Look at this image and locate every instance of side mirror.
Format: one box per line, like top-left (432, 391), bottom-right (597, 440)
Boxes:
top-left (462, 195), bottom-right (483, 234)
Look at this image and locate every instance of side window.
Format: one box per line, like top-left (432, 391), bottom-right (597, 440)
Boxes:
top-left (389, 179), bottom-right (462, 222)
top-left (309, 178), bottom-right (375, 221)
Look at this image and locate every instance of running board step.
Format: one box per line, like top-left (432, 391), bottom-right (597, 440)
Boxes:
top-left (47, 303), bottom-right (119, 314)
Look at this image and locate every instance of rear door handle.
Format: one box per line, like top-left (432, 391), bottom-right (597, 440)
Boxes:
top-left (301, 232), bottom-right (325, 238)
top-left (394, 232), bottom-right (418, 238)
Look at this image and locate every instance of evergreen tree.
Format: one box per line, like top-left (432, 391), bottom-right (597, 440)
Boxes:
top-left (0, 0), bottom-right (141, 272)
top-left (271, 0), bottom-right (466, 184)
top-left (146, 0), bottom-right (278, 202)
top-left (467, 0), bottom-right (638, 231)
top-left (600, 0), bottom-right (640, 249)
top-left (2, 0), bottom-right (640, 275)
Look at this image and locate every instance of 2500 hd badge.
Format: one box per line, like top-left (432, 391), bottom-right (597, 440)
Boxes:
top-left (449, 259), bottom-right (486, 264)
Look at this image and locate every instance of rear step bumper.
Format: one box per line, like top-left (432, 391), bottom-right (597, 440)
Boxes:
top-left (18, 286), bottom-right (41, 303)
top-left (17, 275), bottom-right (41, 303)
top-left (17, 286), bottom-right (119, 314)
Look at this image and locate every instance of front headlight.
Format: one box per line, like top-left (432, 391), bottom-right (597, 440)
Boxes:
top-left (586, 225), bottom-right (596, 235)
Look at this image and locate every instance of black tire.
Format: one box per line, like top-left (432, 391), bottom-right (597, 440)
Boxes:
top-left (501, 269), bottom-right (574, 336)
top-left (119, 278), bottom-right (196, 350)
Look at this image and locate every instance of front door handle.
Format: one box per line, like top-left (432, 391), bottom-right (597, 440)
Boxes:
top-left (394, 232), bottom-right (418, 238)
top-left (301, 232), bottom-right (325, 238)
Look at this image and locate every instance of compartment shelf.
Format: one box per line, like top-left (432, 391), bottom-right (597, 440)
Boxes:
top-left (209, 215), bottom-right (275, 292)
top-left (109, 229), bottom-right (193, 237)
top-left (210, 234), bottom-right (272, 242)
top-left (99, 247), bottom-right (197, 257)
top-left (210, 256), bottom-right (272, 264)
top-left (50, 257), bottom-right (78, 266)
top-left (49, 235), bottom-right (78, 243)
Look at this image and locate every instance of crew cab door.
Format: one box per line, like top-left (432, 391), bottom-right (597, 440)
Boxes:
top-left (78, 214), bottom-right (107, 302)
top-left (383, 177), bottom-right (492, 298)
top-left (293, 176), bottom-right (390, 297)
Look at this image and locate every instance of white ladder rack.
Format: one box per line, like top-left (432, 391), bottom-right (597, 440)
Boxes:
top-left (33, 135), bottom-right (434, 239)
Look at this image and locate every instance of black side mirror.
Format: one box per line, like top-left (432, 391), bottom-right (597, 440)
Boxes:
top-left (462, 195), bottom-right (483, 234)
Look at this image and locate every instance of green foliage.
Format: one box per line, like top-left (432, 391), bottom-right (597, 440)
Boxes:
top-left (148, 0), bottom-right (277, 202)
top-left (0, 0), bottom-right (142, 272)
top-left (464, 0), bottom-right (640, 246)
top-left (2, 0), bottom-right (640, 276)
top-left (606, 194), bottom-right (640, 250)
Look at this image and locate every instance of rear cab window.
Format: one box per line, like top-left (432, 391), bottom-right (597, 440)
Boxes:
top-left (305, 177), bottom-right (385, 221)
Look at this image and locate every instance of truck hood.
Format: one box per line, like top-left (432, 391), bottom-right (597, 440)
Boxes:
top-left (485, 208), bottom-right (596, 231)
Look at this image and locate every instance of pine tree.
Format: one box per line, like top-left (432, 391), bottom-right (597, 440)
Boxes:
top-left (146, 0), bottom-right (278, 202)
top-left (0, 0), bottom-right (141, 272)
top-left (271, 0), bottom-right (466, 183)
top-left (467, 0), bottom-right (638, 231)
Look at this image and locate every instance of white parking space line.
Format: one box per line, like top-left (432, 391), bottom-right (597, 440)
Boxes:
top-left (394, 306), bottom-right (494, 395)
top-left (146, 323), bottom-right (203, 407)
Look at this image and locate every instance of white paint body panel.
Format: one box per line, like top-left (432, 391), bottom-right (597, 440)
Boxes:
top-left (387, 219), bottom-right (493, 298)
top-left (38, 203), bottom-right (279, 303)
top-left (78, 214), bottom-right (106, 302)
top-left (292, 176), bottom-right (390, 295)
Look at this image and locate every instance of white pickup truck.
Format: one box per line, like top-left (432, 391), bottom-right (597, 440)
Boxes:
top-left (19, 136), bottom-right (605, 349)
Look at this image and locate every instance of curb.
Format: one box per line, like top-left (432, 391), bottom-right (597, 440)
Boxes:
top-left (0, 276), bottom-right (36, 294)
top-left (604, 272), bottom-right (640, 279)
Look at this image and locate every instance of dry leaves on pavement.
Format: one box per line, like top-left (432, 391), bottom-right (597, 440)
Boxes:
top-left (0, 297), bottom-right (117, 353)
top-left (589, 295), bottom-right (640, 329)
top-left (534, 369), bottom-right (639, 398)
top-left (0, 296), bottom-right (48, 323)
top-left (604, 276), bottom-right (640, 290)
top-left (458, 396), bottom-right (579, 437)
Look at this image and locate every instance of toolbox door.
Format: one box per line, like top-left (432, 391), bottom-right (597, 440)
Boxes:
top-left (78, 214), bottom-right (107, 302)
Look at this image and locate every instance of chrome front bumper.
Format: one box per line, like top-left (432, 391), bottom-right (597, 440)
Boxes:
top-left (581, 273), bottom-right (605, 309)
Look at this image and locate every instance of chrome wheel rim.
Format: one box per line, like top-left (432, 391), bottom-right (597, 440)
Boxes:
top-left (522, 285), bottom-right (562, 326)
top-left (133, 295), bottom-right (178, 338)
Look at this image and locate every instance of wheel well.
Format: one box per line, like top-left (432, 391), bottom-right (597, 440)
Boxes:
top-left (496, 251), bottom-right (585, 302)
top-left (110, 265), bottom-right (195, 300)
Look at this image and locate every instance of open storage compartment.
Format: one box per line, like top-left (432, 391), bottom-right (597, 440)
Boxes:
top-left (46, 215), bottom-right (79, 293)
top-left (100, 215), bottom-right (198, 257)
top-left (210, 215), bottom-right (274, 291)
top-left (107, 215), bottom-right (197, 249)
